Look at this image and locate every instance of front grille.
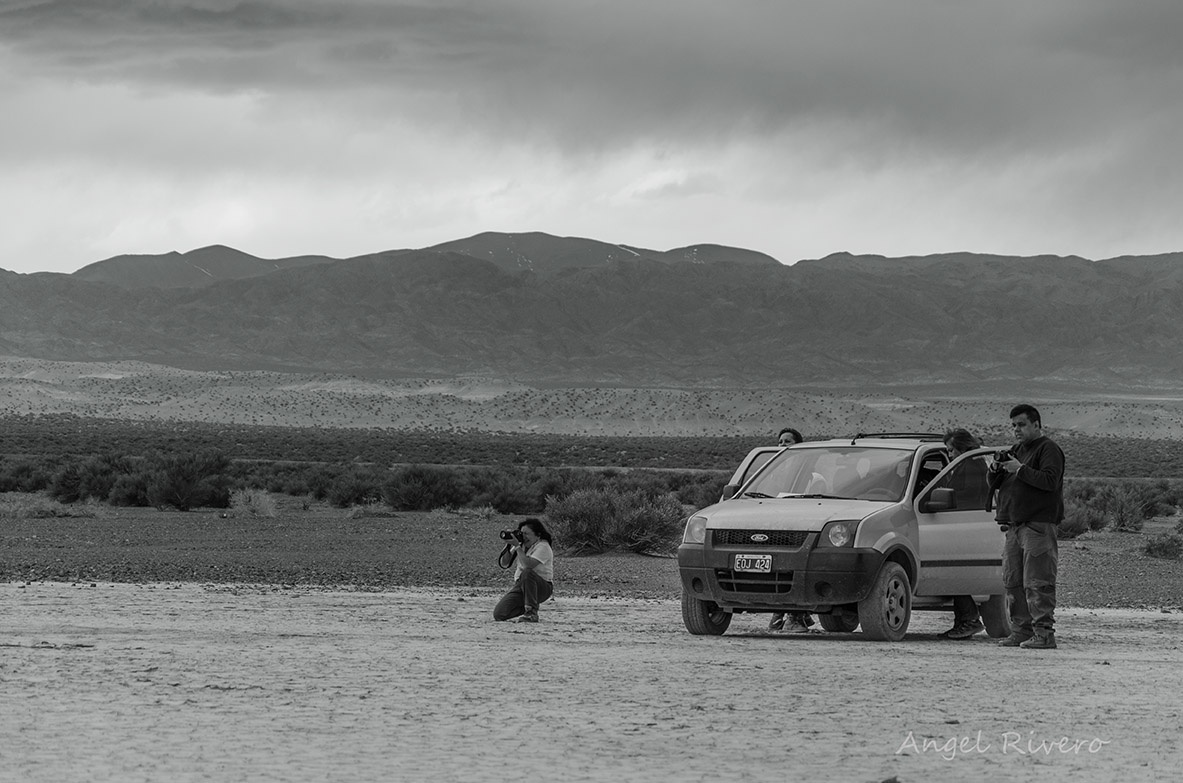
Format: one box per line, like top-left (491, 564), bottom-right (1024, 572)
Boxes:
top-left (715, 569), bottom-right (794, 594)
top-left (713, 529), bottom-right (809, 548)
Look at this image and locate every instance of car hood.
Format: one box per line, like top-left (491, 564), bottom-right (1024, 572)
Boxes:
top-left (698, 497), bottom-right (894, 531)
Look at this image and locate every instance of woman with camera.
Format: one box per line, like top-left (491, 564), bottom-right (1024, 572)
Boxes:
top-left (493, 518), bottom-right (555, 624)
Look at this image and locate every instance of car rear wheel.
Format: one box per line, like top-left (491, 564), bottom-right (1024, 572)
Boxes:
top-left (682, 592), bottom-right (732, 635)
top-left (978, 594), bottom-right (1011, 638)
top-left (817, 608), bottom-right (860, 632)
top-left (857, 562), bottom-right (911, 641)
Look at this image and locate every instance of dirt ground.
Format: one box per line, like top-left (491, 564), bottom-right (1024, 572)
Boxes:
top-left (2, 582), bottom-right (1179, 783)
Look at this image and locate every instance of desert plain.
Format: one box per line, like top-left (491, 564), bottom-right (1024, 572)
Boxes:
top-left (3, 582), bottom-right (1180, 783)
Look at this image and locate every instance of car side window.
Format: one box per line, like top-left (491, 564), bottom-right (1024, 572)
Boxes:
top-left (913, 451), bottom-right (948, 495)
top-left (741, 452), bottom-right (777, 485)
top-left (928, 454), bottom-right (991, 511)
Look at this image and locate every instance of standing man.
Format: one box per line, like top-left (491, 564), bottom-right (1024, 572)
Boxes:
top-left (991, 404), bottom-right (1065, 650)
top-left (769, 426), bottom-right (814, 634)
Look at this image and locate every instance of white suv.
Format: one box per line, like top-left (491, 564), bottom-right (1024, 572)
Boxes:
top-left (678, 433), bottom-right (1011, 641)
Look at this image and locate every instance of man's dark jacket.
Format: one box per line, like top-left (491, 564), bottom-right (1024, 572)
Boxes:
top-left (988, 435), bottom-right (1066, 524)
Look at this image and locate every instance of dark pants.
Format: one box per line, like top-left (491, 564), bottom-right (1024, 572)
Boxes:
top-left (1002, 521), bottom-right (1058, 637)
top-left (493, 570), bottom-right (554, 621)
top-left (952, 595), bottom-right (981, 624)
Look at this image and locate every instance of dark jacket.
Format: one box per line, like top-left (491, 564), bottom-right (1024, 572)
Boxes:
top-left (988, 435), bottom-right (1065, 524)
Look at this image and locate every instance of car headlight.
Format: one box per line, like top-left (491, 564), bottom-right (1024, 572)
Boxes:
top-left (820, 520), bottom-right (857, 547)
top-left (683, 515), bottom-right (707, 544)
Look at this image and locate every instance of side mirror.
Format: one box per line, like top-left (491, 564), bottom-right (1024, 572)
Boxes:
top-left (721, 484), bottom-right (741, 501)
top-left (921, 487), bottom-right (957, 512)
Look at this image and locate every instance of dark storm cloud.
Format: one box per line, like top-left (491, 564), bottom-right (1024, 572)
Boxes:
top-left (3, 0), bottom-right (1182, 271)
top-left (6, 0), bottom-right (1181, 156)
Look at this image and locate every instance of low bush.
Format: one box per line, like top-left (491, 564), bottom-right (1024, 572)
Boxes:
top-left (327, 472), bottom-right (384, 508)
top-left (1143, 533), bottom-right (1183, 560)
top-left (545, 487), bottom-right (686, 555)
top-left (381, 465), bottom-right (468, 511)
top-left (0, 493), bottom-right (97, 519)
top-left (1057, 498), bottom-right (1107, 539)
top-left (230, 488), bottom-right (278, 518)
top-left (144, 451), bottom-right (232, 511)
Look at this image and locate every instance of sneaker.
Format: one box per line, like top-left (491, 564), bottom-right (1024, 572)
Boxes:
top-left (768, 613), bottom-right (786, 632)
top-left (1020, 633), bottom-right (1056, 649)
top-left (516, 610), bottom-right (539, 623)
top-left (784, 615), bottom-right (810, 634)
top-left (943, 618), bottom-right (985, 640)
top-left (997, 633), bottom-right (1033, 647)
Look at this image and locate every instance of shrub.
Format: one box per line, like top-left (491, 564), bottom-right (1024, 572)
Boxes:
top-left (108, 473), bottom-right (151, 507)
top-left (231, 488), bottom-right (278, 518)
top-left (1098, 484), bottom-right (1156, 533)
top-left (145, 450), bottom-right (231, 511)
top-left (0, 494), bottom-right (97, 519)
top-left (0, 457), bottom-right (55, 493)
top-left (464, 467), bottom-right (541, 514)
top-left (381, 465), bottom-right (468, 511)
top-left (1058, 498), bottom-right (1107, 539)
top-left (545, 487), bottom-right (686, 555)
top-left (47, 462), bottom-right (84, 504)
top-left (327, 473), bottom-right (383, 508)
top-left (1143, 533), bottom-right (1183, 560)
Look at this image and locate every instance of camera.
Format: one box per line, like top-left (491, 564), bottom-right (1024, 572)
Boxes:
top-left (499, 528), bottom-right (523, 542)
top-left (994, 449), bottom-right (1012, 462)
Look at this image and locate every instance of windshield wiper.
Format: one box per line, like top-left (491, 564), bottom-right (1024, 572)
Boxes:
top-left (797, 494), bottom-right (852, 500)
top-left (742, 491), bottom-right (775, 498)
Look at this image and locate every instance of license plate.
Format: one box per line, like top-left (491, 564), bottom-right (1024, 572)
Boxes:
top-left (734, 554), bottom-right (772, 573)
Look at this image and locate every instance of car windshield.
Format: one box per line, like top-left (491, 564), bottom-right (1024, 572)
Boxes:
top-left (741, 446), bottom-right (915, 502)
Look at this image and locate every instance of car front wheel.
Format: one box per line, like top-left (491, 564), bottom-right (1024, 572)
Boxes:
top-left (857, 562), bottom-right (911, 641)
top-left (681, 592), bottom-right (732, 635)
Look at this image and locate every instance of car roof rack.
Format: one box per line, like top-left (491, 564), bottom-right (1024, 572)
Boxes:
top-left (850, 432), bottom-right (946, 445)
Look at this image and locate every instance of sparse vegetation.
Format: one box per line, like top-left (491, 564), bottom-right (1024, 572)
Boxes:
top-left (230, 488), bottom-right (277, 518)
top-left (1143, 533), bottom-right (1183, 560)
top-left (545, 487), bottom-right (687, 556)
top-left (0, 493), bottom-right (98, 519)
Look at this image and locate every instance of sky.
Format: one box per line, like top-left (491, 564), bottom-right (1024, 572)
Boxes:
top-left (2, 0), bottom-right (1182, 274)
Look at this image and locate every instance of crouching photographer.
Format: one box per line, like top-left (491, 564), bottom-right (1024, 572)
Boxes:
top-left (493, 518), bottom-right (555, 624)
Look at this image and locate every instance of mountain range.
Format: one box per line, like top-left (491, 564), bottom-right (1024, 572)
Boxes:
top-left (3, 232), bottom-right (1182, 389)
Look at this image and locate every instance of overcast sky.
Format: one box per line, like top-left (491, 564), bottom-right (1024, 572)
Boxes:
top-left (2, 0), bottom-right (1181, 273)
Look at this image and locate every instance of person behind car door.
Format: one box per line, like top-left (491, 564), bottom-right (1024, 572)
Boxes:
top-left (939, 428), bottom-right (989, 640)
top-left (768, 427), bottom-right (815, 634)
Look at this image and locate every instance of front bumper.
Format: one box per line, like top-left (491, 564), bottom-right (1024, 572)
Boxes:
top-left (678, 537), bottom-right (886, 611)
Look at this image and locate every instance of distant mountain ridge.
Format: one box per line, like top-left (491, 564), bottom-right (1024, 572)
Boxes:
top-left (67, 231), bottom-right (780, 289)
top-left (2, 233), bottom-right (1182, 389)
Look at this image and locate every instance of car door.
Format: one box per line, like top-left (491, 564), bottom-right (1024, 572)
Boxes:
top-left (720, 446), bottom-right (783, 500)
top-left (913, 448), bottom-right (1004, 596)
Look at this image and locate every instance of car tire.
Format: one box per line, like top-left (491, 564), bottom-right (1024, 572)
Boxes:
top-left (978, 594), bottom-right (1011, 638)
top-left (817, 609), bottom-right (860, 633)
top-left (682, 592), bottom-right (732, 635)
top-left (857, 562), bottom-right (911, 641)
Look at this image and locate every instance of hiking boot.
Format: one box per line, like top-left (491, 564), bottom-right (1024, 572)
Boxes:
top-left (784, 615), bottom-right (810, 634)
top-left (768, 613), bottom-right (786, 632)
top-left (997, 633), bottom-right (1033, 647)
top-left (943, 618), bottom-right (985, 640)
top-left (516, 609), bottom-right (539, 623)
top-left (1020, 633), bottom-right (1056, 649)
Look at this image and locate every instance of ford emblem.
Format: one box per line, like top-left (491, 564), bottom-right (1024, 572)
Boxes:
top-left (750, 533), bottom-right (769, 542)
